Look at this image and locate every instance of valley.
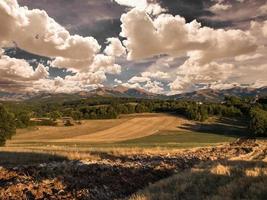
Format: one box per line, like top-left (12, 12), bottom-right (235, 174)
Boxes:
top-left (6, 114), bottom-right (237, 149)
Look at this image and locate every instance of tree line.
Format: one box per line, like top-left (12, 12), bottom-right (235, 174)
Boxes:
top-left (1, 96), bottom-right (267, 146)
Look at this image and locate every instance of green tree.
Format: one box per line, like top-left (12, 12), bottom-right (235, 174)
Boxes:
top-left (249, 107), bottom-right (267, 136)
top-left (0, 105), bottom-right (16, 146)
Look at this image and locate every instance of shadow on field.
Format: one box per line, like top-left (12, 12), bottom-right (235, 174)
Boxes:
top-left (0, 151), bottom-right (177, 200)
top-left (0, 151), bottom-right (69, 167)
top-left (179, 117), bottom-right (250, 137)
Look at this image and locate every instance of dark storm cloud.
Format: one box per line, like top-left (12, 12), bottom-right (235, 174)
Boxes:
top-left (157, 0), bottom-right (212, 21)
top-left (155, 0), bottom-right (236, 28)
top-left (156, 0), bottom-right (267, 29)
top-left (154, 0), bottom-right (228, 27)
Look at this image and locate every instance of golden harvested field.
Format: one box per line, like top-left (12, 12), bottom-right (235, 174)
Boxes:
top-left (63, 114), bottom-right (181, 143)
top-left (12, 118), bottom-right (129, 140)
top-left (7, 114), bottom-right (190, 146)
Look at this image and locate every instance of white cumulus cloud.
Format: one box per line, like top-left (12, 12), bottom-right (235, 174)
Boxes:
top-left (104, 37), bottom-right (126, 57)
top-left (120, 9), bottom-right (257, 63)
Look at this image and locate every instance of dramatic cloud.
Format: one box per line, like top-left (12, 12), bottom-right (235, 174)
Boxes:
top-left (119, 8), bottom-right (266, 93)
top-left (0, 54), bottom-right (49, 92)
top-left (0, 0), bottom-right (122, 93)
top-left (32, 76), bottom-right (104, 94)
top-left (88, 54), bottom-right (121, 75)
top-left (48, 54), bottom-right (121, 92)
top-left (52, 54), bottom-right (121, 74)
top-left (169, 60), bottom-right (235, 92)
top-left (0, 0), bottom-right (100, 60)
top-left (120, 9), bottom-right (257, 63)
top-left (1, 0), bottom-right (267, 95)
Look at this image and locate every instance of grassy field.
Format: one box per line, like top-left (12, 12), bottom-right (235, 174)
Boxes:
top-left (119, 130), bottom-right (235, 147)
top-left (4, 113), bottom-right (245, 150)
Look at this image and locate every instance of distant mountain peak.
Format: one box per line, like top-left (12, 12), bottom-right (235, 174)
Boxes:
top-left (1, 86), bottom-right (267, 102)
top-left (171, 86), bottom-right (267, 102)
top-left (87, 85), bottom-right (157, 98)
top-left (113, 85), bottom-right (129, 93)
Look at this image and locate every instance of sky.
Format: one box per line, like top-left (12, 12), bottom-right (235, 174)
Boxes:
top-left (0, 0), bottom-right (267, 95)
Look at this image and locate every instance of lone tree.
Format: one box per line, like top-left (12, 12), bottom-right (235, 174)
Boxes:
top-left (0, 105), bottom-right (16, 146)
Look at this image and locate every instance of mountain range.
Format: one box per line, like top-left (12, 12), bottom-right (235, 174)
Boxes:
top-left (1, 86), bottom-right (267, 102)
top-left (172, 87), bottom-right (267, 102)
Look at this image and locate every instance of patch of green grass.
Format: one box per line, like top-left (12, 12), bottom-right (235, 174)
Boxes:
top-left (119, 131), bottom-right (236, 146)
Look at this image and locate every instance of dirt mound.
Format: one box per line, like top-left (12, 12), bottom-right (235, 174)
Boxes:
top-left (0, 139), bottom-right (263, 200)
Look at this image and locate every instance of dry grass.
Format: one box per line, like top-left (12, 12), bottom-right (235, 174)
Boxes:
top-left (0, 145), bottom-right (188, 162)
top-left (129, 160), bottom-right (267, 200)
top-left (13, 118), bottom-right (129, 140)
top-left (65, 115), bottom-right (183, 142)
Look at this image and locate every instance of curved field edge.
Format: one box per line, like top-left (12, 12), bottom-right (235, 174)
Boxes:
top-left (6, 114), bottom-right (244, 149)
